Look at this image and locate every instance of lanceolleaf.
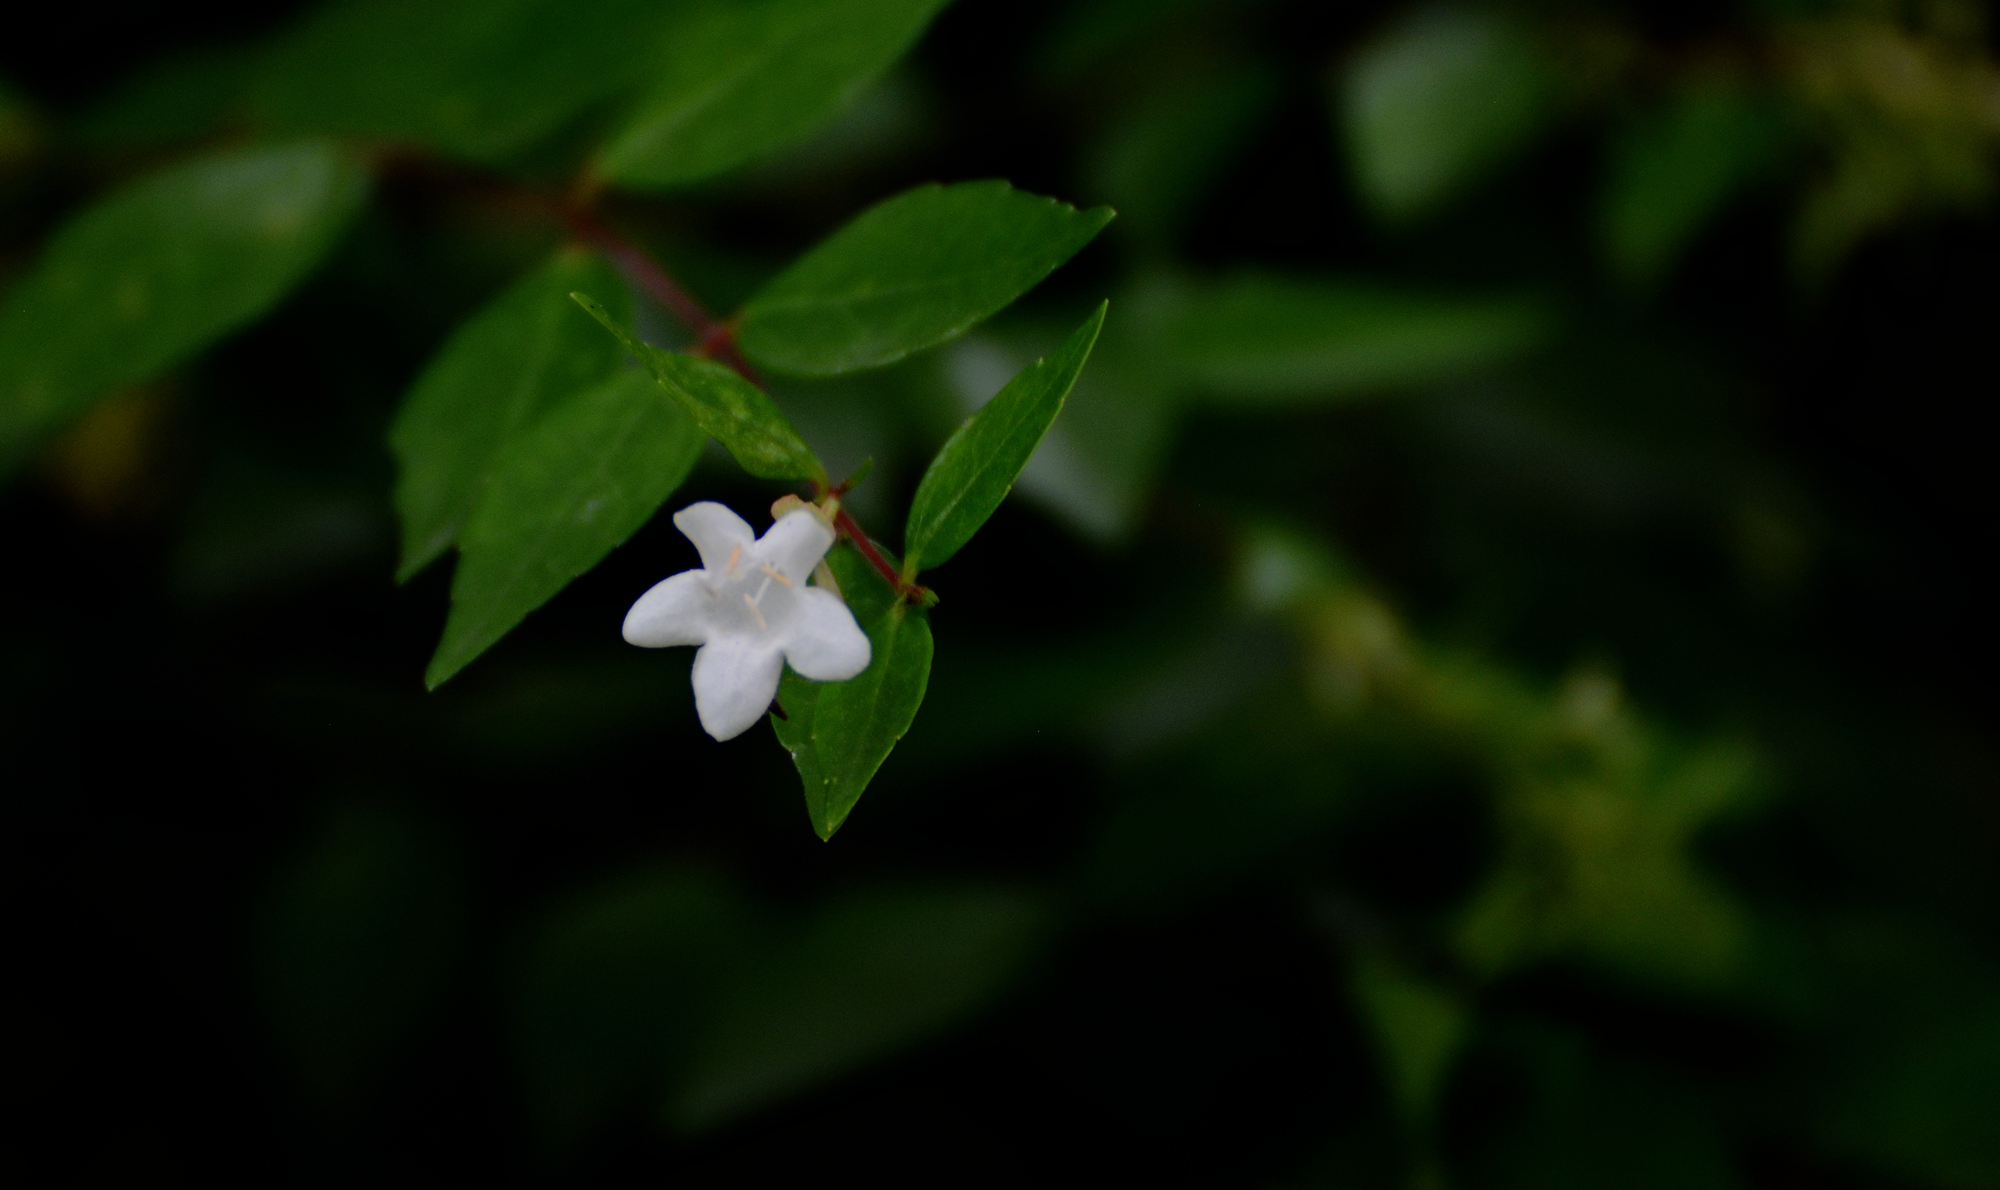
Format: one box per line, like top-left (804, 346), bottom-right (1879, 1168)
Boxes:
top-left (737, 180), bottom-right (1113, 376)
top-left (903, 302), bottom-right (1106, 573)
top-left (392, 250), bottom-right (631, 581)
top-left (426, 371), bottom-right (704, 687)
top-left (774, 603), bottom-right (933, 840)
top-left (772, 540), bottom-right (931, 839)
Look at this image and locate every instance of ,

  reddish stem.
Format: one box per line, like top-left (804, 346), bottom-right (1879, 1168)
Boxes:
top-left (566, 203), bottom-right (930, 604)
top-left (561, 207), bottom-right (764, 386)
top-left (370, 151), bottom-right (927, 601)
top-left (832, 507), bottom-right (932, 604)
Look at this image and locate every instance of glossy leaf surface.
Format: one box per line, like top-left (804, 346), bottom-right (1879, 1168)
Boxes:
top-left (932, 279), bottom-right (1186, 544)
top-left (904, 302), bottom-right (1105, 572)
top-left (738, 180), bottom-right (1113, 376)
top-left (426, 371), bottom-right (704, 687)
top-left (593, 0), bottom-right (953, 189)
top-left (0, 141), bottom-right (367, 473)
top-left (392, 250), bottom-right (631, 581)
top-left (573, 295), bottom-right (824, 482)
top-left (772, 543), bottom-right (931, 839)
top-left (784, 604), bottom-right (932, 840)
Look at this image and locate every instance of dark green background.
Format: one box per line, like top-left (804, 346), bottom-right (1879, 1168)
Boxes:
top-left (4, 0), bottom-right (1995, 1185)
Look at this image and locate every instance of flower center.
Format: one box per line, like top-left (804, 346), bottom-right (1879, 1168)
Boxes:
top-left (713, 558), bottom-right (797, 638)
